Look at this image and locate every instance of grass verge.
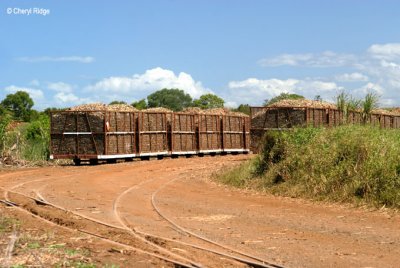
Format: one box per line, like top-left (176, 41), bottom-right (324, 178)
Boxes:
top-left (216, 125), bottom-right (400, 209)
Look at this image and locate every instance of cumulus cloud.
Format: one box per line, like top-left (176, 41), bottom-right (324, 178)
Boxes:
top-left (367, 43), bottom-right (400, 60)
top-left (3, 81), bottom-right (92, 108)
top-left (296, 80), bottom-right (341, 92)
top-left (85, 67), bottom-right (211, 99)
top-left (226, 78), bottom-right (341, 106)
top-left (259, 51), bottom-right (357, 67)
top-left (53, 92), bottom-right (88, 105)
top-left (254, 43), bottom-right (400, 106)
top-left (335, 72), bottom-right (369, 82)
top-left (45, 82), bottom-right (90, 105)
top-left (228, 78), bottom-right (298, 95)
top-left (258, 53), bottom-right (313, 67)
top-left (355, 82), bottom-right (385, 95)
top-left (17, 56), bottom-right (94, 63)
top-left (5, 85), bottom-right (44, 101)
top-left (48, 82), bottom-right (74, 93)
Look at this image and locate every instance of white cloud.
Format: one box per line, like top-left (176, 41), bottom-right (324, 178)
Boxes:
top-left (48, 82), bottom-right (91, 106)
top-left (5, 85), bottom-right (44, 101)
top-left (259, 51), bottom-right (356, 67)
top-left (226, 78), bottom-right (341, 105)
top-left (335, 72), bottom-right (369, 82)
top-left (355, 82), bottom-right (385, 95)
top-left (53, 92), bottom-right (88, 104)
top-left (380, 98), bottom-right (395, 107)
top-left (296, 80), bottom-right (340, 92)
top-left (258, 53), bottom-right (313, 67)
top-left (224, 101), bottom-right (238, 108)
top-left (85, 67), bottom-right (211, 99)
top-left (229, 78), bottom-right (298, 95)
top-left (254, 43), bottom-right (400, 106)
top-left (17, 56), bottom-right (94, 63)
top-left (367, 43), bottom-right (400, 60)
top-left (48, 82), bottom-right (74, 93)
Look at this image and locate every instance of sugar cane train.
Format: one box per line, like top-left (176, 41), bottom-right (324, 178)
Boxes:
top-left (51, 100), bottom-right (400, 165)
top-left (50, 105), bottom-right (250, 165)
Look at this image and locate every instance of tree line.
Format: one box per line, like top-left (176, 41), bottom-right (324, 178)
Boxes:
top-left (0, 88), bottom-right (382, 125)
top-left (115, 88), bottom-right (250, 114)
top-left (0, 88), bottom-right (253, 125)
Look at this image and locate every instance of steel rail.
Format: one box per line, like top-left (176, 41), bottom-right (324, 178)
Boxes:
top-left (151, 177), bottom-right (284, 268)
top-left (113, 175), bottom-right (283, 268)
top-left (0, 189), bottom-right (198, 268)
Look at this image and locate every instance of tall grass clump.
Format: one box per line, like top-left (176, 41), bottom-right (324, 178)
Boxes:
top-left (1, 114), bottom-right (50, 163)
top-left (361, 92), bottom-right (379, 123)
top-left (0, 113), bottom-right (11, 151)
top-left (21, 114), bottom-right (50, 161)
top-left (217, 125), bottom-right (400, 208)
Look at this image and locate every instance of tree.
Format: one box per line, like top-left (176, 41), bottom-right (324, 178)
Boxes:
top-left (147, 88), bottom-right (192, 111)
top-left (193, 94), bottom-right (224, 109)
top-left (1, 91), bottom-right (34, 121)
top-left (0, 105), bottom-right (7, 117)
top-left (263, 93), bottom-right (304, 106)
top-left (314, 95), bottom-right (322, 102)
top-left (28, 109), bottom-right (40, 121)
top-left (233, 104), bottom-right (250, 115)
top-left (109, 100), bottom-right (127, 105)
top-left (131, 99), bottom-right (147, 110)
top-left (25, 113), bottom-right (50, 141)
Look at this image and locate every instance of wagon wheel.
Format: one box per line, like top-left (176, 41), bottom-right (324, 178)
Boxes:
top-left (89, 158), bottom-right (99, 165)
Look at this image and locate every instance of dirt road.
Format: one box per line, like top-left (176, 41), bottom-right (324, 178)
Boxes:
top-left (0, 155), bottom-right (399, 267)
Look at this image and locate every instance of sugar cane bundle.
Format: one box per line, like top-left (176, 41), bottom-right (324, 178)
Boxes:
top-left (268, 99), bottom-right (336, 109)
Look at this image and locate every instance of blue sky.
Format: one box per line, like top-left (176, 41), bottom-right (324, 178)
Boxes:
top-left (1, 0), bottom-right (400, 109)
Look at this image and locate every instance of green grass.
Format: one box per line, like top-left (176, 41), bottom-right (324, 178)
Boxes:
top-left (217, 125), bottom-right (400, 208)
top-left (0, 216), bottom-right (20, 233)
top-left (27, 242), bottom-right (41, 249)
top-left (48, 243), bottom-right (66, 249)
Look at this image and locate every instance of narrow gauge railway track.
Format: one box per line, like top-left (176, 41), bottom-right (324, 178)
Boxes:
top-left (0, 188), bottom-right (202, 268)
top-left (2, 188), bottom-right (279, 268)
top-left (1, 173), bottom-right (203, 267)
top-left (112, 176), bottom-right (283, 268)
top-left (150, 177), bottom-right (283, 268)
top-left (2, 178), bottom-right (283, 268)
top-left (0, 158), bottom-right (283, 267)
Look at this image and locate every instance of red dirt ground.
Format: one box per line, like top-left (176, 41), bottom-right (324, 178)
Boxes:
top-left (0, 154), bottom-right (399, 267)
